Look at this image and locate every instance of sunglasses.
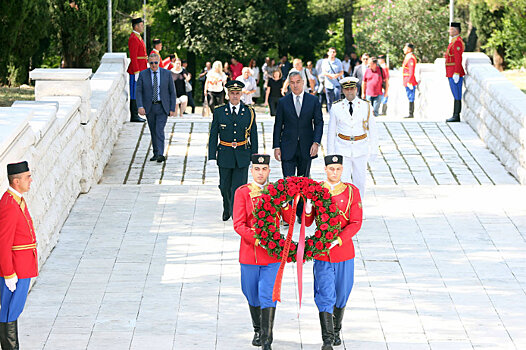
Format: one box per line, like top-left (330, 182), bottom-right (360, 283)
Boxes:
top-left (150, 61), bottom-right (159, 65)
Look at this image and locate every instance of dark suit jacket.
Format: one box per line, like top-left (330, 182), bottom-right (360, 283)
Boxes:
top-left (136, 68), bottom-right (176, 115)
top-left (272, 93), bottom-right (323, 161)
top-left (352, 64), bottom-right (367, 84)
top-left (208, 102), bottom-right (258, 168)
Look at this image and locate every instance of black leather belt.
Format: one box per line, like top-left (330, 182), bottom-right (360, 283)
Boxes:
top-left (152, 101), bottom-right (162, 104)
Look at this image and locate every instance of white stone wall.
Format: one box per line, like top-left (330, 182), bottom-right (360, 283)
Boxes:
top-left (0, 52), bottom-right (130, 266)
top-left (462, 53), bottom-right (526, 184)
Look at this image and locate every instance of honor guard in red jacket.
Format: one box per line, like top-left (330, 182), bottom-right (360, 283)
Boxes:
top-left (304, 155), bottom-right (363, 349)
top-left (150, 39), bottom-right (165, 68)
top-left (233, 154), bottom-right (292, 350)
top-left (0, 162), bottom-right (38, 349)
top-left (402, 43), bottom-right (418, 118)
top-left (127, 17), bottom-right (148, 123)
top-left (445, 22), bottom-right (465, 122)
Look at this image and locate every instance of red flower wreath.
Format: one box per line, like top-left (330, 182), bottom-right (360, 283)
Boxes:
top-left (253, 176), bottom-right (341, 262)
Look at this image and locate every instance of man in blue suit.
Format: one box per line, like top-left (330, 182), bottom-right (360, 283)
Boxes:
top-left (273, 71), bottom-right (324, 220)
top-left (137, 53), bottom-right (177, 162)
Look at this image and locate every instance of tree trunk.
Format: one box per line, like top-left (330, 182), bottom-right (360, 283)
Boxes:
top-left (187, 50), bottom-right (197, 101)
top-left (343, 2), bottom-right (354, 55)
top-left (493, 46), bottom-right (505, 71)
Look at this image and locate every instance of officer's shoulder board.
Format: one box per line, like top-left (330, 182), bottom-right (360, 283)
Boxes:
top-left (332, 98), bottom-right (344, 105)
top-left (215, 104), bottom-right (226, 110)
top-left (360, 98), bottom-right (371, 104)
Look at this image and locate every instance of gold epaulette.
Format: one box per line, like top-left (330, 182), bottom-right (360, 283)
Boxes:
top-left (332, 98), bottom-right (344, 105)
top-left (215, 104), bottom-right (226, 109)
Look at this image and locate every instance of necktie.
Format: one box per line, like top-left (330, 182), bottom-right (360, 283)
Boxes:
top-left (152, 71), bottom-right (158, 102)
top-left (349, 101), bottom-right (353, 116)
top-left (232, 106), bottom-right (237, 116)
top-left (295, 95), bottom-right (301, 117)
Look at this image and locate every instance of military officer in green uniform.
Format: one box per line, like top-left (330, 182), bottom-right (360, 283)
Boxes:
top-left (209, 80), bottom-right (258, 221)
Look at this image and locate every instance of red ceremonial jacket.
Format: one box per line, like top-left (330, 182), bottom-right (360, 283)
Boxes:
top-left (233, 183), bottom-right (292, 265)
top-left (402, 53), bottom-right (418, 86)
top-left (445, 36), bottom-right (465, 78)
top-left (127, 32), bottom-right (148, 75)
top-left (304, 182), bottom-right (362, 263)
top-left (150, 49), bottom-right (165, 68)
top-left (0, 190), bottom-right (38, 279)
top-left (163, 57), bottom-right (174, 71)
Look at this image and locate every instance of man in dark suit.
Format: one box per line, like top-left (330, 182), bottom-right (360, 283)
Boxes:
top-left (273, 71), bottom-right (323, 219)
top-left (352, 53), bottom-right (369, 97)
top-left (209, 80), bottom-right (258, 221)
top-left (136, 52), bottom-right (177, 163)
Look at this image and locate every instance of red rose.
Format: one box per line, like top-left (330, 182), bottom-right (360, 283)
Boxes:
top-left (290, 243), bottom-right (296, 251)
top-left (280, 195), bottom-right (287, 201)
top-left (312, 196), bottom-right (318, 202)
top-left (315, 241), bottom-right (324, 249)
top-left (279, 239), bottom-right (285, 247)
top-left (315, 185), bottom-right (323, 191)
top-left (273, 232), bottom-right (280, 240)
top-left (257, 202), bottom-right (262, 209)
top-left (326, 242), bottom-right (331, 248)
top-left (319, 207), bottom-right (326, 213)
top-left (263, 202), bottom-right (272, 211)
top-left (315, 200), bottom-right (323, 207)
top-left (333, 229), bottom-right (339, 235)
top-left (306, 250), bottom-right (313, 257)
top-left (329, 204), bottom-right (337, 213)
top-left (273, 253), bottom-right (278, 258)
top-left (273, 198), bottom-right (281, 205)
top-left (320, 223), bottom-right (329, 231)
top-left (255, 228), bottom-right (262, 234)
top-left (269, 225), bottom-right (276, 233)
top-left (287, 189), bottom-right (295, 196)
top-left (278, 179), bottom-right (284, 184)
top-left (329, 218), bottom-right (339, 226)
top-left (262, 194), bottom-right (271, 202)
top-left (325, 232), bottom-right (334, 240)
top-left (258, 211), bottom-right (266, 218)
top-left (321, 213), bottom-right (330, 222)
top-left (323, 192), bottom-right (330, 200)
top-left (307, 239), bottom-right (314, 246)
top-left (277, 183), bottom-right (285, 191)
top-left (287, 257), bottom-right (292, 263)
top-left (261, 240), bottom-right (267, 245)
top-left (314, 230), bottom-right (322, 238)
top-left (268, 241), bottom-right (277, 249)
top-left (269, 188), bottom-right (278, 196)
top-left (261, 231), bottom-right (268, 238)
top-left (266, 216), bottom-right (274, 223)
top-left (270, 207), bottom-right (276, 215)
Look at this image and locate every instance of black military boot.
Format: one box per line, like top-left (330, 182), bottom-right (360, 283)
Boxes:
top-left (130, 99), bottom-right (145, 122)
top-left (404, 101), bottom-right (414, 118)
top-left (446, 100), bottom-right (461, 122)
top-left (319, 312), bottom-right (334, 350)
top-left (5, 321), bottom-right (18, 350)
top-left (249, 305), bottom-right (262, 346)
top-left (260, 307), bottom-right (276, 350)
top-left (0, 322), bottom-right (9, 350)
top-left (333, 307), bottom-right (345, 346)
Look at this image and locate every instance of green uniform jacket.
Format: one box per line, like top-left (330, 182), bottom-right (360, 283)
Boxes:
top-left (208, 102), bottom-right (258, 168)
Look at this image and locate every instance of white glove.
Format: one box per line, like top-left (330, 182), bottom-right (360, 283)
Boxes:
top-left (330, 240), bottom-right (339, 249)
top-left (407, 83), bottom-right (413, 89)
top-left (5, 275), bottom-right (17, 292)
top-left (282, 201), bottom-right (289, 208)
top-left (207, 159), bottom-right (216, 167)
top-left (135, 73), bottom-right (139, 82)
top-left (453, 73), bottom-right (459, 84)
top-left (304, 199), bottom-right (313, 214)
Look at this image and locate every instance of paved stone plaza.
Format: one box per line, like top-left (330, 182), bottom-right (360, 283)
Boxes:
top-left (20, 113), bottom-right (525, 349)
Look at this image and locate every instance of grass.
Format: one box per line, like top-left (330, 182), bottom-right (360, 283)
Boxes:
top-left (0, 85), bottom-right (35, 107)
top-left (502, 70), bottom-right (526, 94)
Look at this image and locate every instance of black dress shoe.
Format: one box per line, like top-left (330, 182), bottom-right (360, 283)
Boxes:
top-left (157, 155), bottom-right (166, 163)
top-left (222, 211), bottom-right (231, 221)
top-left (150, 155), bottom-right (158, 161)
top-left (131, 116), bottom-right (146, 122)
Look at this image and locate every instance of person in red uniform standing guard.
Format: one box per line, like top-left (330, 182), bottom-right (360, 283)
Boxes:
top-left (150, 39), bottom-right (165, 68)
top-left (304, 155), bottom-right (363, 350)
top-left (445, 22), bottom-right (465, 123)
top-left (233, 154), bottom-right (293, 350)
top-left (402, 43), bottom-right (418, 119)
top-left (0, 162), bottom-right (39, 350)
top-left (127, 17), bottom-right (148, 123)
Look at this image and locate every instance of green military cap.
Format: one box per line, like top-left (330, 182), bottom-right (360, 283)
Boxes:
top-left (226, 80), bottom-right (245, 91)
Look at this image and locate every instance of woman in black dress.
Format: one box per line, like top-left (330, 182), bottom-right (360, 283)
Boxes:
top-left (264, 69), bottom-right (283, 116)
top-left (171, 58), bottom-right (189, 117)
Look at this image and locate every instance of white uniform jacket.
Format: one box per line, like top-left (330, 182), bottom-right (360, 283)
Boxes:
top-left (327, 98), bottom-right (378, 160)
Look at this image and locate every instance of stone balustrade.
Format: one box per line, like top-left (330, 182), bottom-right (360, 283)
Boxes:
top-left (0, 52), bottom-right (130, 265)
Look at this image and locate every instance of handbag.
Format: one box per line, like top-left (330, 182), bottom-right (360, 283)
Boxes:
top-left (185, 80), bottom-right (192, 92)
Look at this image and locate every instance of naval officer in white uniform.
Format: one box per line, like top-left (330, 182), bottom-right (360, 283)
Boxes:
top-left (327, 77), bottom-right (378, 198)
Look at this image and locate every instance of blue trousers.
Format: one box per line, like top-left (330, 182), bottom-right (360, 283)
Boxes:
top-left (241, 263), bottom-right (280, 309)
top-left (129, 74), bottom-right (136, 100)
top-left (313, 259), bottom-right (354, 313)
top-left (325, 86), bottom-right (341, 112)
top-left (405, 86), bottom-right (415, 102)
top-left (366, 95), bottom-right (382, 116)
top-left (0, 278), bottom-right (30, 322)
top-left (146, 103), bottom-right (168, 157)
top-left (448, 76), bottom-right (463, 100)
